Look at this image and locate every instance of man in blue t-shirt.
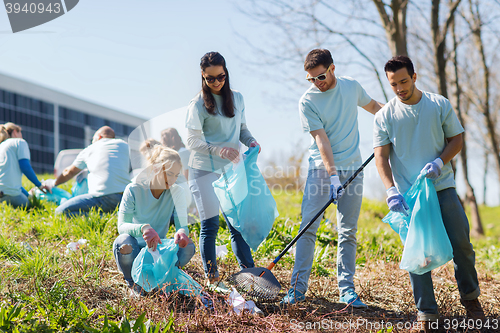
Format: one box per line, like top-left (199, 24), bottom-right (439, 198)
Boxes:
top-left (374, 55), bottom-right (484, 331)
top-left (281, 49), bottom-right (383, 307)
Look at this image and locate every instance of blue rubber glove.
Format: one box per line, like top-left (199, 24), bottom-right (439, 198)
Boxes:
top-left (330, 175), bottom-right (344, 204)
top-left (422, 157), bottom-right (444, 180)
top-left (386, 186), bottom-right (409, 216)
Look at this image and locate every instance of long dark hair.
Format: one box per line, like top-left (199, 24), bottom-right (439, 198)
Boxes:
top-left (200, 52), bottom-right (235, 117)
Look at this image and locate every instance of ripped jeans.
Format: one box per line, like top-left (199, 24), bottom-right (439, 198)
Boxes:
top-left (113, 234), bottom-right (196, 287)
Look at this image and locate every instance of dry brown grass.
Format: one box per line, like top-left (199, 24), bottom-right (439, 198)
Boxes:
top-left (66, 253), bottom-right (500, 333)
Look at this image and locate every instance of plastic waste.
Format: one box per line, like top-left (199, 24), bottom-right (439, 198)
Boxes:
top-left (383, 171), bottom-right (453, 275)
top-left (216, 244), bottom-right (228, 259)
top-left (227, 288), bottom-right (263, 316)
top-left (212, 147), bottom-right (279, 251)
top-left (65, 239), bottom-right (88, 254)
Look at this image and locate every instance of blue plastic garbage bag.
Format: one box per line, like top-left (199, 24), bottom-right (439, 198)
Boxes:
top-left (131, 239), bottom-right (202, 297)
top-left (34, 187), bottom-right (72, 205)
top-left (212, 147), bottom-right (279, 251)
top-left (383, 171), bottom-right (453, 275)
top-left (71, 170), bottom-right (88, 197)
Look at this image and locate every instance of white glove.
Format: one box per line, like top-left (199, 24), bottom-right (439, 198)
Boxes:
top-left (43, 179), bottom-right (56, 190)
top-left (422, 158), bottom-right (444, 180)
top-left (330, 175), bottom-right (344, 203)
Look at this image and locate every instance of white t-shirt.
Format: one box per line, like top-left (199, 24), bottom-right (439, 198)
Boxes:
top-left (373, 92), bottom-right (464, 194)
top-left (185, 90), bottom-right (246, 172)
top-left (299, 76), bottom-right (372, 170)
top-left (72, 138), bottom-right (130, 196)
top-left (0, 138), bottom-right (30, 196)
top-left (117, 181), bottom-right (188, 247)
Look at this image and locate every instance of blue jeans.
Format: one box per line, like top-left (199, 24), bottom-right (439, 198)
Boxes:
top-left (55, 192), bottom-right (123, 216)
top-left (410, 187), bottom-right (480, 320)
top-left (0, 193), bottom-right (29, 208)
top-left (291, 169), bottom-right (363, 296)
top-left (113, 234), bottom-right (196, 287)
top-left (189, 168), bottom-right (254, 279)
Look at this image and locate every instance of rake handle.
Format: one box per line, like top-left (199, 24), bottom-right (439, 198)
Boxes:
top-left (270, 153), bottom-right (375, 267)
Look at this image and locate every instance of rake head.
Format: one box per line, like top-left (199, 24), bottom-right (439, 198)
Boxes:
top-left (227, 267), bottom-right (281, 302)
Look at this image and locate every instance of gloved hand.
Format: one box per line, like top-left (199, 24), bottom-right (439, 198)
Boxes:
top-left (386, 186), bottom-right (409, 216)
top-left (330, 175), bottom-right (344, 204)
top-left (249, 141), bottom-right (261, 153)
top-left (219, 147), bottom-right (240, 163)
top-left (422, 157), bottom-right (444, 180)
top-left (174, 230), bottom-right (189, 248)
top-left (142, 224), bottom-right (162, 251)
top-left (43, 179), bottom-right (56, 191)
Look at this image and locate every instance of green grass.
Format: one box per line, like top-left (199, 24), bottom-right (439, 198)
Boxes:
top-left (0, 176), bottom-right (498, 331)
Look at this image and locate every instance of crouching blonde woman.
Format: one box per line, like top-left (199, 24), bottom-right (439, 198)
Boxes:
top-left (113, 145), bottom-right (195, 294)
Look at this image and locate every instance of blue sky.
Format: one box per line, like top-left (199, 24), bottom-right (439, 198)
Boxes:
top-left (0, 1), bottom-right (497, 205)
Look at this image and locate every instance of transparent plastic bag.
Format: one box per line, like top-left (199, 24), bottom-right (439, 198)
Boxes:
top-left (131, 239), bottom-right (202, 297)
top-left (383, 171), bottom-right (453, 275)
top-left (213, 147), bottom-right (279, 251)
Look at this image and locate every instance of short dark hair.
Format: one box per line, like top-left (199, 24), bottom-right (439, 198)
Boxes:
top-left (304, 49), bottom-right (334, 71)
top-left (384, 55), bottom-right (415, 77)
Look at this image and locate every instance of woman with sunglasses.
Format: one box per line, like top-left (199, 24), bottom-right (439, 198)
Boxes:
top-left (185, 51), bottom-right (260, 292)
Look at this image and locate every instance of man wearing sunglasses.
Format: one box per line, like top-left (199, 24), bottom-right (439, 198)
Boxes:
top-left (281, 49), bottom-right (383, 307)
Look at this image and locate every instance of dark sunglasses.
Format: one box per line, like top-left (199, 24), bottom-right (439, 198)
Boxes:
top-left (204, 74), bottom-right (226, 84)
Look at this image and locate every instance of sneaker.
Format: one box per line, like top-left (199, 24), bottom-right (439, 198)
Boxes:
top-left (127, 284), bottom-right (145, 299)
top-left (339, 290), bottom-right (368, 308)
top-left (207, 280), bottom-right (230, 294)
top-left (280, 288), bottom-right (306, 305)
top-left (461, 297), bottom-right (486, 320)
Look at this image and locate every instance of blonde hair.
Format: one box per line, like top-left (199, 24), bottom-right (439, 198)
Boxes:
top-left (0, 125), bottom-right (9, 143)
top-left (4, 122), bottom-right (21, 137)
top-left (139, 138), bottom-right (161, 161)
top-left (148, 145), bottom-right (181, 171)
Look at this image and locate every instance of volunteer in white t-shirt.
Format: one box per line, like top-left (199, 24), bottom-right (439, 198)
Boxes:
top-left (185, 51), bottom-right (260, 292)
top-left (0, 124), bottom-right (50, 207)
top-left (46, 126), bottom-right (130, 216)
top-left (113, 145), bottom-right (195, 295)
top-left (281, 49), bottom-right (384, 307)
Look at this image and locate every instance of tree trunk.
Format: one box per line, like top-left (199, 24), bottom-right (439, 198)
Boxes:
top-left (372, 0), bottom-right (408, 56)
top-left (451, 17), bottom-right (483, 236)
top-left (468, 0), bottom-right (500, 191)
top-left (452, 4), bottom-right (483, 236)
top-left (431, 0), bottom-right (483, 235)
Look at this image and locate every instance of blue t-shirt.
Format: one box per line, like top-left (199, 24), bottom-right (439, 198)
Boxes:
top-left (373, 91), bottom-right (464, 194)
top-left (117, 181), bottom-right (188, 247)
top-left (0, 138), bottom-right (30, 196)
top-left (73, 138), bottom-right (130, 196)
top-left (299, 76), bottom-right (372, 170)
top-left (185, 90), bottom-right (246, 172)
